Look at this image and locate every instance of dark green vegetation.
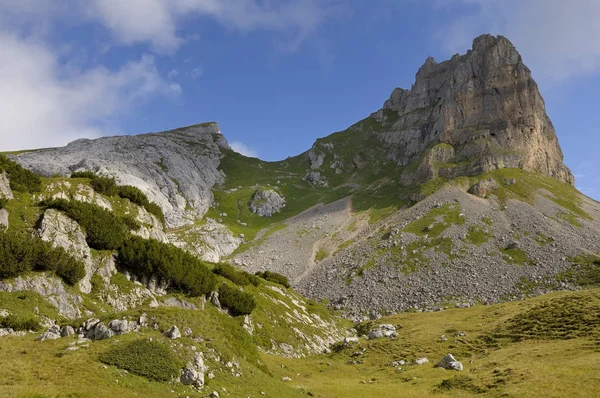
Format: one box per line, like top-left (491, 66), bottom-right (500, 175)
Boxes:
top-left (0, 313), bottom-right (40, 331)
top-left (117, 236), bottom-right (217, 297)
top-left (0, 230), bottom-right (85, 285)
top-left (218, 283), bottom-right (257, 316)
top-left (71, 171), bottom-right (165, 224)
top-left (99, 340), bottom-right (183, 382)
top-left (255, 270), bottom-right (290, 288)
top-left (41, 199), bottom-right (135, 251)
top-left (213, 262), bottom-right (260, 287)
top-left (0, 154), bottom-right (41, 193)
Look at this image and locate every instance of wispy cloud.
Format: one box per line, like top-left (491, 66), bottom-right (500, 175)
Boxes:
top-left (437, 0), bottom-right (600, 82)
top-left (230, 141), bottom-right (258, 158)
top-left (88, 0), bottom-right (337, 54)
top-left (0, 32), bottom-right (180, 151)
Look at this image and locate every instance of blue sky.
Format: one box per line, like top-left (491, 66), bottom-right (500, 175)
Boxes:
top-left (1, 0), bottom-right (599, 198)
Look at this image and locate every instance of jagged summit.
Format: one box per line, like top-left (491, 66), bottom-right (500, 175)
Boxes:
top-left (369, 34), bottom-right (573, 186)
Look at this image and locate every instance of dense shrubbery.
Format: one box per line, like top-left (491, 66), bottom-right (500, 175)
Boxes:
top-left (0, 198), bottom-right (7, 210)
top-left (117, 236), bottom-right (217, 296)
top-left (0, 154), bottom-right (41, 193)
top-left (99, 340), bottom-right (183, 381)
top-left (213, 263), bottom-right (260, 287)
top-left (70, 171), bottom-right (165, 224)
top-left (218, 283), bottom-right (257, 316)
top-left (0, 230), bottom-right (85, 285)
top-left (255, 270), bottom-right (290, 288)
top-left (0, 313), bottom-right (40, 331)
top-left (41, 199), bottom-right (135, 251)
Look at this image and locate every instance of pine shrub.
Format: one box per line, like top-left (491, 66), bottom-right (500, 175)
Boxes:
top-left (255, 270), bottom-right (290, 288)
top-left (218, 283), bottom-right (256, 316)
top-left (99, 340), bottom-right (183, 382)
top-left (0, 154), bottom-right (41, 193)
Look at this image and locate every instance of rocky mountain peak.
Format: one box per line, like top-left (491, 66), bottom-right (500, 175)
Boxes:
top-left (16, 122), bottom-right (229, 228)
top-left (371, 34), bottom-right (573, 186)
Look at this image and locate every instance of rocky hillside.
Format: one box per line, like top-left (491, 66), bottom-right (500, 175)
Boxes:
top-left (16, 122), bottom-right (228, 228)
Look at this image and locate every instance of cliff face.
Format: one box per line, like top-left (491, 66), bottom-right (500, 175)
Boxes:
top-left (370, 34), bottom-right (573, 185)
top-left (16, 123), bottom-right (229, 228)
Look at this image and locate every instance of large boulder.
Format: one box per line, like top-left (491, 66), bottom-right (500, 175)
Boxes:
top-left (369, 324), bottom-right (397, 339)
top-left (0, 172), bottom-right (14, 200)
top-left (93, 323), bottom-right (113, 340)
top-left (60, 325), bottom-right (75, 337)
top-left (108, 319), bottom-right (132, 334)
top-left (166, 325), bottom-right (181, 340)
top-left (37, 326), bottom-right (61, 341)
top-left (249, 189), bottom-right (286, 217)
top-left (436, 354), bottom-right (464, 371)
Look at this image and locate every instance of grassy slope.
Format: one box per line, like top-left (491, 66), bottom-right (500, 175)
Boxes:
top-left (3, 289), bottom-right (598, 397)
top-left (0, 275), bottom-right (345, 398)
top-left (263, 288), bottom-right (600, 398)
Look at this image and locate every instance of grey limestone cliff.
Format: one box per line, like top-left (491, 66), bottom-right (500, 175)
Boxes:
top-left (370, 34), bottom-right (573, 185)
top-left (16, 123), bottom-right (229, 227)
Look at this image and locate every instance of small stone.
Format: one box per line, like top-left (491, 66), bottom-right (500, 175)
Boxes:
top-left (414, 357), bottom-right (429, 365)
top-left (166, 326), bottom-right (181, 340)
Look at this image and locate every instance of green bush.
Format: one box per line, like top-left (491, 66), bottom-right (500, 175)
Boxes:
top-left (213, 263), bottom-right (260, 287)
top-left (70, 171), bottom-right (165, 224)
top-left (218, 283), bottom-right (256, 316)
top-left (99, 339), bottom-right (183, 382)
top-left (143, 201), bottom-right (166, 225)
top-left (41, 199), bottom-right (133, 250)
top-left (0, 230), bottom-right (85, 285)
top-left (117, 236), bottom-right (217, 296)
top-left (69, 171), bottom-right (97, 180)
top-left (0, 198), bottom-right (7, 210)
top-left (255, 271), bottom-right (290, 288)
top-left (0, 154), bottom-right (41, 193)
top-left (0, 313), bottom-right (41, 331)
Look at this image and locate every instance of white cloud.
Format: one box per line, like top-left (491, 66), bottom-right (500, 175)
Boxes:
top-left (88, 0), bottom-right (336, 53)
top-left (437, 0), bottom-right (600, 81)
top-left (230, 141), bottom-right (258, 158)
top-left (190, 66), bottom-right (204, 80)
top-left (0, 32), bottom-right (181, 151)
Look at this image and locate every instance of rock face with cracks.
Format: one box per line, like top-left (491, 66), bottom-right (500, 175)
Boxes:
top-left (15, 123), bottom-right (229, 228)
top-left (368, 34), bottom-right (573, 186)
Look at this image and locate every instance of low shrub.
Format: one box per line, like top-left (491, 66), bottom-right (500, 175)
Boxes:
top-left (0, 313), bottom-right (41, 331)
top-left (0, 198), bottom-right (7, 210)
top-left (218, 283), bottom-right (256, 316)
top-left (255, 270), bottom-right (290, 288)
top-left (213, 263), bottom-right (260, 287)
top-left (0, 230), bottom-right (85, 285)
top-left (0, 154), bottom-right (41, 193)
top-left (69, 171), bottom-right (97, 180)
top-left (70, 171), bottom-right (165, 224)
top-left (99, 339), bottom-right (183, 382)
top-left (40, 199), bottom-right (133, 250)
top-left (117, 236), bottom-right (217, 296)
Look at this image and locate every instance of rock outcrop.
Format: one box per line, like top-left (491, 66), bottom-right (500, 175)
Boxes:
top-left (249, 188), bottom-right (286, 217)
top-left (368, 34), bottom-right (573, 185)
top-left (15, 123), bottom-right (229, 228)
top-left (0, 172), bottom-right (14, 200)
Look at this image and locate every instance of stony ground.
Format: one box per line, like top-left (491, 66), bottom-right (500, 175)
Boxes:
top-left (235, 184), bottom-right (600, 319)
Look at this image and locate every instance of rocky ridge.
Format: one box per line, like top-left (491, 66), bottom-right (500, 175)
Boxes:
top-left (16, 123), bottom-right (229, 228)
top-left (303, 34), bottom-right (573, 193)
